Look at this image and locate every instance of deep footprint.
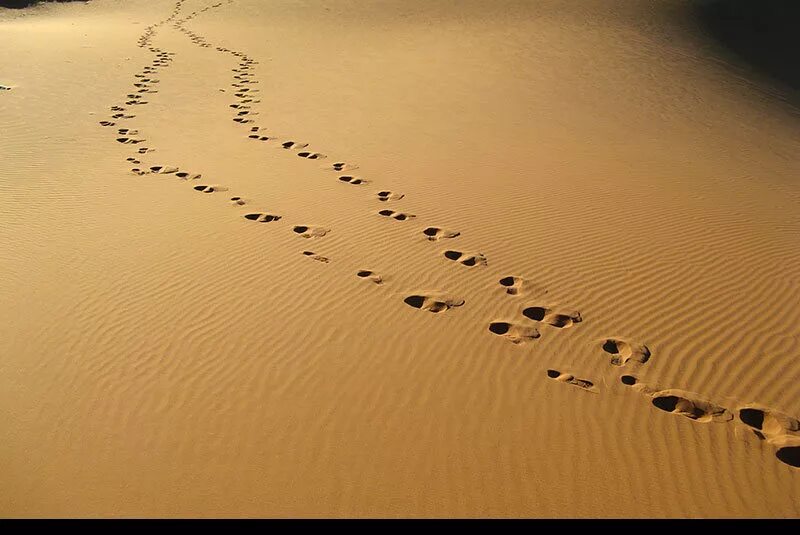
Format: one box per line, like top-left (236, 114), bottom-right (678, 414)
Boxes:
top-left (423, 227), bottom-right (460, 241)
top-left (243, 213), bottom-right (281, 223)
top-left (378, 209), bottom-right (415, 221)
top-left (339, 175), bottom-right (368, 185)
top-left (193, 185), bottom-right (228, 193)
top-left (488, 321), bottom-right (540, 344)
top-left (601, 338), bottom-right (651, 366)
top-left (404, 293), bottom-right (464, 314)
top-left (443, 250), bottom-right (487, 267)
top-left (293, 225), bottom-right (329, 238)
top-left (522, 306), bottom-right (581, 328)
top-left (377, 191), bottom-right (404, 202)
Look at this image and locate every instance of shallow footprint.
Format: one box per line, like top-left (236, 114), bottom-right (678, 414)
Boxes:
top-left (423, 227), bottom-right (460, 241)
top-left (339, 175), bottom-right (368, 185)
top-left (601, 338), bottom-right (651, 366)
top-left (378, 209), bottom-right (415, 221)
top-left (404, 293), bottom-right (464, 314)
top-left (302, 251), bottom-right (329, 263)
top-left (229, 196), bottom-right (246, 206)
top-left (116, 137), bottom-right (144, 144)
top-left (377, 191), bottom-right (404, 202)
top-left (443, 250), bottom-right (487, 267)
top-left (293, 225), bottom-right (329, 238)
top-left (487, 321), bottom-right (540, 344)
top-left (547, 369), bottom-right (596, 392)
top-left (356, 270), bottom-right (383, 285)
top-left (243, 213), bottom-right (281, 223)
top-left (193, 185), bottom-right (228, 193)
top-left (281, 141), bottom-right (308, 150)
top-left (522, 306), bottom-right (581, 328)
top-left (175, 172), bottom-right (201, 180)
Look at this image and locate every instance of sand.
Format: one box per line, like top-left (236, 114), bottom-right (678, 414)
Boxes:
top-left (1, 0), bottom-right (799, 518)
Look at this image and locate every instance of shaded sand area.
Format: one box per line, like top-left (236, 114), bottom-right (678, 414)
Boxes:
top-left (1, 0), bottom-right (799, 517)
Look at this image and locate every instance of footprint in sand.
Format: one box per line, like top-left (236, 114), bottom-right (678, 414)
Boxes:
top-left (339, 175), bottom-right (369, 185)
top-left (175, 172), bottom-right (201, 180)
top-left (377, 191), bottom-right (404, 202)
top-left (547, 369), bottom-right (597, 392)
top-left (328, 162), bottom-right (359, 172)
top-left (131, 168), bottom-right (146, 176)
top-left (149, 165), bottom-right (179, 174)
top-left (99, 121), bottom-right (115, 127)
top-left (229, 196), bottom-right (246, 206)
top-left (601, 338), bottom-right (651, 366)
top-left (487, 321), bottom-right (540, 344)
top-left (126, 157), bottom-right (141, 164)
top-left (499, 276), bottom-right (523, 295)
top-left (293, 225), bottom-right (329, 239)
top-left (404, 293), bottom-right (465, 314)
top-left (281, 141), bottom-right (308, 150)
top-left (356, 270), bottom-right (383, 285)
top-left (242, 212), bottom-right (281, 223)
top-left (111, 113), bottom-right (135, 119)
top-left (522, 306), bottom-right (581, 328)
top-left (116, 137), bottom-right (145, 145)
top-left (233, 117), bottom-right (253, 124)
top-left (620, 375), bottom-right (732, 423)
top-left (423, 227), bottom-right (460, 241)
top-left (736, 405), bottom-right (799, 441)
top-left (378, 209), bottom-right (415, 221)
top-left (772, 438), bottom-right (800, 469)
top-left (193, 185), bottom-right (228, 193)
top-left (117, 128), bottom-right (138, 135)
top-left (297, 151), bottom-right (326, 160)
top-left (302, 251), bottom-right (330, 263)
top-left (443, 250), bottom-right (487, 267)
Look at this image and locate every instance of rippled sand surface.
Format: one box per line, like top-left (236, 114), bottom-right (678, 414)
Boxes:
top-left (1, 0), bottom-right (799, 517)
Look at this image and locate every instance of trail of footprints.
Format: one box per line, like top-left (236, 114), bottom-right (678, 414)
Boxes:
top-left (98, 0), bottom-right (799, 471)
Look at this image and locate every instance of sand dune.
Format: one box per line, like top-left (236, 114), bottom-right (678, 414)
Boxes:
top-left (1, 0), bottom-right (799, 517)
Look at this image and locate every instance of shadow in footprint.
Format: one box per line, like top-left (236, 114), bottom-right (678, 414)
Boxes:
top-left (488, 321), bottom-right (540, 344)
top-left (523, 306), bottom-right (581, 328)
top-left (423, 227), bottom-right (460, 241)
top-left (601, 338), bottom-right (651, 366)
top-left (378, 209), bottom-right (415, 221)
top-left (357, 270), bottom-right (383, 285)
top-left (547, 369), bottom-right (596, 392)
top-left (404, 293), bottom-right (464, 314)
top-left (293, 225), bottom-right (328, 238)
top-left (443, 250), bottom-right (487, 267)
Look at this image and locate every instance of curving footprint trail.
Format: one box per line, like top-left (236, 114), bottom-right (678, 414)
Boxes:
top-left (96, 0), bottom-right (800, 473)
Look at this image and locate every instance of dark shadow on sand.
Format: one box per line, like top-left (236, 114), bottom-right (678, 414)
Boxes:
top-left (695, 0), bottom-right (799, 105)
top-left (1, 0), bottom-right (87, 8)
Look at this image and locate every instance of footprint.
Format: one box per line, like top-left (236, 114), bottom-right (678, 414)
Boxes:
top-left (281, 141), bottom-right (308, 150)
top-left (404, 293), bottom-right (465, 314)
top-left (422, 227), bottom-right (460, 241)
top-left (356, 270), bottom-right (383, 285)
top-left (116, 137), bottom-right (145, 144)
top-left (243, 212), bottom-right (281, 223)
top-left (651, 390), bottom-right (732, 423)
top-left (487, 321), bottom-right (540, 344)
top-left (117, 128), bottom-right (139, 135)
top-left (377, 191), bottom-right (404, 202)
top-left (293, 225), bottom-right (329, 238)
top-left (522, 306), bottom-right (581, 328)
top-left (297, 151), bottom-right (326, 160)
top-left (137, 147), bottom-right (152, 154)
top-left (230, 196), bottom-right (246, 206)
top-left (772, 437), bottom-right (800, 468)
top-left (193, 185), bottom-right (228, 193)
top-left (620, 377), bottom-right (732, 423)
top-left (443, 250), bottom-right (487, 267)
top-left (339, 175), bottom-right (368, 185)
top-left (378, 209), bottom-right (415, 221)
top-left (302, 251), bottom-right (329, 263)
top-left (99, 121), bottom-right (115, 127)
top-left (546, 369), bottom-right (596, 391)
top-left (175, 172), bottom-right (201, 180)
top-left (499, 276), bottom-right (523, 295)
top-left (601, 338), bottom-right (651, 366)
top-left (126, 157), bottom-right (141, 164)
top-left (149, 166), bottom-right (179, 174)
top-left (328, 162), bottom-right (358, 172)
top-left (130, 168), bottom-right (146, 176)
top-left (737, 405), bottom-right (799, 440)
top-left (111, 113), bottom-right (135, 119)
